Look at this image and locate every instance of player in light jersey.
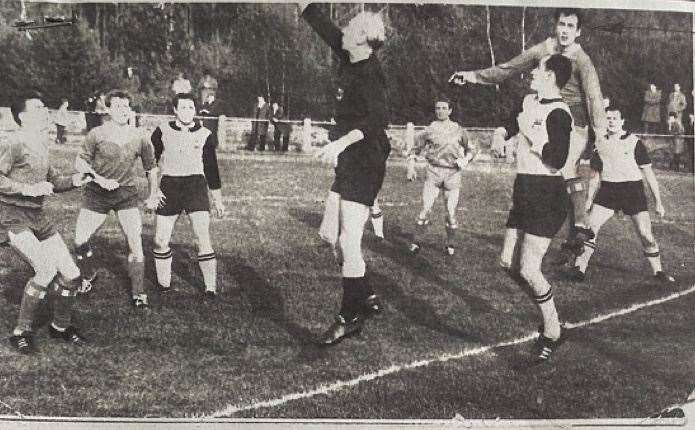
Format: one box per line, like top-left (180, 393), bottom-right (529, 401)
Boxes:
top-left (406, 98), bottom-right (476, 256)
top-left (496, 54), bottom-right (573, 362)
top-left (73, 90), bottom-right (159, 309)
top-left (148, 93), bottom-right (225, 299)
top-left (569, 105), bottom-right (676, 284)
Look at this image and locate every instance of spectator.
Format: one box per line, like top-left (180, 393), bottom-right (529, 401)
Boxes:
top-left (667, 112), bottom-right (685, 172)
top-left (199, 93), bottom-right (219, 137)
top-left (667, 83), bottom-right (687, 125)
top-left (245, 95), bottom-right (271, 151)
top-left (687, 114), bottom-right (695, 173)
top-left (641, 83), bottom-right (661, 134)
top-left (54, 98), bottom-right (69, 144)
top-left (123, 67), bottom-right (142, 127)
top-left (85, 91), bottom-right (107, 132)
top-left (271, 101), bottom-right (291, 152)
top-left (199, 69), bottom-right (218, 106)
top-left (171, 72), bottom-right (192, 95)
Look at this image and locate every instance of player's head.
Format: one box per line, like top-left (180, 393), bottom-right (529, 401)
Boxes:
top-left (668, 112), bottom-right (678, 122)
top-left (605, 104), bottom-right (625, 135)
top-left (11, 91), bottom-right (49, 130)
top-left (531, 54), bottom-right (571, 93)
top-left (554, 8), bottom-right (582, 47)
top-left (172, 93), bottom-right (197, 124)
top-left (434, 97), bottom-right (453, 121)
top-left (342, 11), bottom-right (385, 54)
top-left (203, 68), bottom-right (211, 76)
top-left (105, 90), bottom-right (132, 126)
top-left (674, 83), bottom-right (681, 92)
top-left (649, 83), bottom-right (657, 92)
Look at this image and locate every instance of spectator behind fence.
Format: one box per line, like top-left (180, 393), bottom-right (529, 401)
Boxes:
top-left (199, 93), bottom-right (219, 138)
top-left (85, 91), bottom-right (107, 132)
top-left (54, 98), bottom-right (69, 144)
top-left (245, 95), bottom-right (271, 152)
top-left (667, 83), bottom-right (687, 125)
top-left (271, 101), bottom-right (291, 152)
top-left (199, 69), bottom-right (218, 106)
top-left (641, 83), bottom-right (661, 134)
top-left (667, 112), bottom-right (685, 172)
top-left (687, 114), bottom-right (695, 173)
top-left (123, 67), bottom-right (142, 127)
top-left (171, 72), bottom-right (192, 95)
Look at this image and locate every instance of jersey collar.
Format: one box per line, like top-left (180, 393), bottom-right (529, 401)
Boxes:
top-left (170, 120), bottom-right (202, 132)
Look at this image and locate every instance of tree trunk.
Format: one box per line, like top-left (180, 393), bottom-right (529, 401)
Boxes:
top-left (485, 6), bottom-right (498, 92)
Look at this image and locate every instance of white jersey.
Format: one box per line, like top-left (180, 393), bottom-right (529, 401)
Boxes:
top-left (595, 133), bottom-right (650, 183)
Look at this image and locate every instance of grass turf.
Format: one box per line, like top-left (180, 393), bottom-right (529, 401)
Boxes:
top-left (0, 148), bottom-right (693, 419)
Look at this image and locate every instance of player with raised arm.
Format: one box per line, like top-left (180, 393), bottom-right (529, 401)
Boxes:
top-left (148, 93), bottom-right (226, 300)
top-left (569, 105), bottom-right (676, 284)
top-left (2, 92), bottom-right (91, 353)
top-left (406, 97), bottom-right (476, 256)
top-left (73, 90), bottom-right (159, 308)
top-left (450, 8), bottom-right (607, 264)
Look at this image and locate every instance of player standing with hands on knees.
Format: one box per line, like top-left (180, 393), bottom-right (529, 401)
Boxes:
top-left (406, 97), bottom-right (476, 256)
top-left (300, 2), bottom-right (390, 346)
top-left (450, 8), bottom-right (607, 265)
top-left (2, 92), bottom-right (92, 353)
top-left (569, 105), bottom-right (676, 284)
top-left (148, 93), bottom-right (225, 300)
top-left (73, 90), bottom-right (159, 309)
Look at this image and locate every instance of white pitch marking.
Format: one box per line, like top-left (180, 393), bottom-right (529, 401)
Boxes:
top-left (206, 284), bottom-right (695, 418)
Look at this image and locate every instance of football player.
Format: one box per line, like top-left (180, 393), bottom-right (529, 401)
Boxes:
top-left (2, 91), bottom-right (91, 353)
top-left (73, 90), bottom-right (159, 308)
top-left (569, 105), bottom-right (675, 283)
top-left (406, 97), bottom-right (476, 256)
top-left (148, 93), bottom-right (225, 299)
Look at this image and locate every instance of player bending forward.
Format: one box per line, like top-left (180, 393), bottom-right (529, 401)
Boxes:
top-left (149, 93), bottom-right (226, 299)
top-left (569, 105), bottom-right (675, 284)
top-left (406, 97), bottom-right (476, 256)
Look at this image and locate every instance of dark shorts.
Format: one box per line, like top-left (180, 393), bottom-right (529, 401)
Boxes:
top-left (83, 184), bottom-right (141, 214)
top-left (506, 174), bottom-right (569, 238)
top-left (593, 181), bottom-right (648, 216)
top-left (0, 204), bottom-right (57, 243)
top-left (157, 175), bottom-right (210, 216)
top-left (331, 139), bottom-right (391, 207)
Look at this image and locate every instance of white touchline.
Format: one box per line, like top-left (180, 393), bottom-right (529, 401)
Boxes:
top-left (206, 284), bottom-right (695, 418)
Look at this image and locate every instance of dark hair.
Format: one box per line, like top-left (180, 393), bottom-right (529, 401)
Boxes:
top-left (554, 8), bottom-right (583, 29)
top-left (604, 103), bottom-right (623, 117)
top-left (668, 112), bottom-right (678, 118)
top-left (172, 92), bottom-right (197, 110)
top-left (544, 54), bottom-right (572, 89)
top-left (203, 68), bottom-right (211, 76)
top-left (10, 91), bottom-right (43, 126)
top-left (434, 96), bottom-right (453, 107)
top-left (105, 90), bottom-right (131, 107)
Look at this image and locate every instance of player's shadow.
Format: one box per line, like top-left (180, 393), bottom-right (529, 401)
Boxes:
top-left (216, 252), bottom-right (316, 348)
top-left (371, 271), bottom-right (483, 342)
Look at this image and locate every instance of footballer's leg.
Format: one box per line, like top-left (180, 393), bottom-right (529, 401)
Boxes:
top-left (572, 204), bottom-right (614, 279)
top-left (43, 234), bottom-right (87, 344)
top-left (318, 200), bottom-right (370, 345)
top-left (153, 214), bottom-right (178, 292)
top-left (443, 186), bottom-right (460, 256)
top-left (319, 190), bottom-right (342, 264)
top-left (189, 210), bottom-right (218, 298)
top-left (519, 233), bottom-right (563, 361)
top-left (8, 230), bottom-right (57, 353)
top-left (74, 209), bottom-right (108, 290)
top-left (116, 208), bottom-right (148, 308)
top-left (369, 198), bottom-right (384, 240)
top-left (631, 211), bottom-right (675, 283)
top-left (410, 180), bottom-right (439, 253)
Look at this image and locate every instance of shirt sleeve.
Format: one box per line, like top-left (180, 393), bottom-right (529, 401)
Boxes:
top-left (474, 40), bottom-right (546, 85)
top-left (0, 140), bottom-right (25, 195)
top-left (635, 140), bottom-right (651, 167)
top-left (302, 4), bottom-right (348, 62)
top-left (541, 108), bottom-right (572, 170)
top-left (79, 129), bottom-right (98, 163)
top-left (151, 127), bottom-right (164, 163)
top-left (577, 54), bottom-right (607, 132)
top-left (202, 132), bottom-right (221, 190)
top-left (140, 134), bottom-right (157, 171)
top-left (589, 150), bottom-right (603, 173)
top-left (459, 130), bottom-right (475, 157)
top-left (47, 166), bottom-right (74, 193)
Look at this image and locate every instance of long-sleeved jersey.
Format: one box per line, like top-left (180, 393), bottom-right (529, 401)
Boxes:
top-left (408, 120), bottom-right (475, 169)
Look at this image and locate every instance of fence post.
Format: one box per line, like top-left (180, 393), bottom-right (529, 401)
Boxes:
top-left (217, 115), bottom-right (227, 150)
top-left (302, 118), bottom-right (312, 152)
top-left (405, 122), bottom-right (415, 153)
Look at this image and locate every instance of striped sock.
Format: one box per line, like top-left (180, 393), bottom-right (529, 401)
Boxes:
top-left (534, 288), bottom-right (561, 341)
top-left (15, 280), bottom-right (47, 334)
top-left (198, 252), bottom-right (217, 292)
top-left (576, 240), bottom-right (597, 272)
top-left (51, 276), bottom-right (78, 329)
top-left (370, 210), bottom-right (384, 238)
top-left (153, 248), bottom-right (172, 288)
top-left (644, 248), bottom-right (662, 274)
